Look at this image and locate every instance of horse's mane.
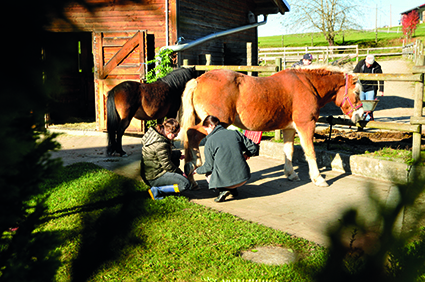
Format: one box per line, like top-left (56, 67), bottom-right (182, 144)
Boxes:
top-left (158, 67), bottom-right (197, 92)
top-left (292, 64), bottom-right (355, 76)
top-left (291, 64), bottom-right (361, 92)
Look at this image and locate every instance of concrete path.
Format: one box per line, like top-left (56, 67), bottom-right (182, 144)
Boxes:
top-left (50, 129), bottom-right (398, 247)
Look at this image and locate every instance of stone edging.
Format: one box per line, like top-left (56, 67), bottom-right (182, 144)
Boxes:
top-left (259, 140), bottom-right (423, 183)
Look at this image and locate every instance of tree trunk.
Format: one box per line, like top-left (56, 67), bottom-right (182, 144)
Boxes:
top-left (324, 32), bottom-right (335, 46)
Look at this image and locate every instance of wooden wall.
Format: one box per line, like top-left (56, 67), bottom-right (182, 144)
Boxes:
top-left (177, 0), bottom-right (258, 66)
top-left (47, 0), bottom-right (171, 50)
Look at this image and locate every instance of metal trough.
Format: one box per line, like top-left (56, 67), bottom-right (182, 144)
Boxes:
top-left (361, 100), bottom-right (379, 112)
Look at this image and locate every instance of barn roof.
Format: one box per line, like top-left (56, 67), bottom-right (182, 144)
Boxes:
top-left (253, 0), bottom-right (290, 15)
top-left (401, 4), bottom-right (425, 15)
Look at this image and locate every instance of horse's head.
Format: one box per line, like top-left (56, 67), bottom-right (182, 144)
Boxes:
top-left (338, 74), bottom-right (364, 123)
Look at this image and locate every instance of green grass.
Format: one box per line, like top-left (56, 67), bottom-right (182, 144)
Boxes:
top-left (34, 163), bottom-right (326, 281)
top-left (259, 24), bottom-right (425, 48)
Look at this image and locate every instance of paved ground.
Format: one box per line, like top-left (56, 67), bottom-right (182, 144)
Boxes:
top-left (50, 129), bottom-right (399, 247)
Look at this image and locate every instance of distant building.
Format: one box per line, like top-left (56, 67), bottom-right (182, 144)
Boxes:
top-left (400, 3), bottom-right (425, 23)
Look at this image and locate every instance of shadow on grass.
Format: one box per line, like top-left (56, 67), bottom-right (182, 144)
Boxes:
top-left (41, 162), bottom-right (150, 281)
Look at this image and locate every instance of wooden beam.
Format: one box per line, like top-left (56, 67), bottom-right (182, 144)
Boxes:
top-left (317, 116), bottom-right (421, 133)
top-left (356, 73), bottom-right (423, 82)
top-left (183, 65), bottom-right (278, 72)
top-left (410, 116), bottom-right (425, 125)
top-left (102, 31), bottom-right (141, 78)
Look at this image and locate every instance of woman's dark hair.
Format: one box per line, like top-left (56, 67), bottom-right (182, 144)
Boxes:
top-left (157, 118), bottom-right (180, 134)
top-left (202, 115), bottom-right (220, 127)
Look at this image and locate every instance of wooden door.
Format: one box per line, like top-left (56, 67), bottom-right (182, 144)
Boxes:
top-left (93, 30), bottom-right (147, 132)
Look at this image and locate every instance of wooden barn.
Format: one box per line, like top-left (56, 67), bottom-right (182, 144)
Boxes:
top-left (45, 0), bottom-right (290, 132)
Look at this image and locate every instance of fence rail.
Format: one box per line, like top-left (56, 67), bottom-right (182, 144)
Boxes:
top-left (259, 45), bottom-right (403, 68)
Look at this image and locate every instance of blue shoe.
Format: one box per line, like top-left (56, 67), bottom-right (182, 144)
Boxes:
top-left (148, 184), bottom-right (180, 200)
top-left (148, 187), bottom-right (164, 200)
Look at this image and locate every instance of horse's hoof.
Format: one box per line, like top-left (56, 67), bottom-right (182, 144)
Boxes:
top-left (313, 177), bottom-right (329, 187)
top-left (287, 172), bottom-right (300, 181)
top-left (184, 162), bottom-right (196, 176)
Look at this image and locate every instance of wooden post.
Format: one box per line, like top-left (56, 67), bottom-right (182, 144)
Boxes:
top-left (247, 42), bottom-right (252, 76)
top-left (412, 69), bottom-right (424, 162)
top-left (356, 45), bottom-right (359, 63)
top-left (275, 58), bottom-right (282, 141)
top-left (206, 54), bottom-right (211, 66)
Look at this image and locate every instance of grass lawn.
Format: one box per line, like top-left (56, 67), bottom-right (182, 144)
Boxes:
top-left (259, 24), bottom-right (425, 48)
top-left (36, 163), bottom-right (326, 281)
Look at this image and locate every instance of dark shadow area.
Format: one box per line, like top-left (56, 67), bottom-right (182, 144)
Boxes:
top-left (39, 163), bottom-right (149, 281)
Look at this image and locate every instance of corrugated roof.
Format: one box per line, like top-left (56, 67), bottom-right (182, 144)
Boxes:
top-left (401, 4), bottom-right (425, 15)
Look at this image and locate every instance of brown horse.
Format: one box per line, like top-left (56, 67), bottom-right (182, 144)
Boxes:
top-left (181, 66), bottom-right (363, 188)
top-left (107, 67), bottom-right (197, 156)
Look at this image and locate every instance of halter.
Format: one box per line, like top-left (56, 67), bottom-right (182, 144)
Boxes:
top-left (340, 75), bottom-right (362, 115)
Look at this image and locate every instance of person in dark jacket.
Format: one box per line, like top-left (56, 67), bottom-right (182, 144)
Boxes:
top-left (140, 118), bottom-right (190, 200)
top-left (292, 53), bottom-right (313, 68)
top-left (353, 54), bottom-right (384, 121)
top-left (192, 115), bottom-right (259, 202)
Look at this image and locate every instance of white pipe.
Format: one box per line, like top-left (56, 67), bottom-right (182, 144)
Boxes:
top-left (163, 15), bottom-right (268, 52)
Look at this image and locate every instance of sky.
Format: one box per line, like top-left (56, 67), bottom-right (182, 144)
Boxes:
top-left (258, 0), bottom-right (425, 37)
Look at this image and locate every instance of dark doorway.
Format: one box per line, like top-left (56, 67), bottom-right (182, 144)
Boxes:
top-left (43, 32), bottom-right (95, 124)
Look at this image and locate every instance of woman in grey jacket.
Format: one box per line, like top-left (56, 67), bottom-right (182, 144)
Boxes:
top-left (193, 116), bottom-right (259, 202)
top-left (140, 118), bottom-right (190, 200)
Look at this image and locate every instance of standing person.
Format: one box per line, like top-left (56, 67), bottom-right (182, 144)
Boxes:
top-left (190, 115), bottom-right (259, 202)
top-left (353, 54), bottom-right (384, 121)
top-left (140, 118), bottom-right (191, 200)
top-left (292, 53), bottom-right (313, 68)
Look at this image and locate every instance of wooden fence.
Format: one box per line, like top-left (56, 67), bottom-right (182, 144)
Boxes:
top-left (403, 39), bottom-right (425, 65)
top-left (259, 45), bottom-right (403, 69)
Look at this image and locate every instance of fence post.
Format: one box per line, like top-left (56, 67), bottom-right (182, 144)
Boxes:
top-left (183, 59), bottom-right (189, 66)
top-left (356, 45), bottom-right (359, 63)
top-left (412, 56), bottom-right (424, 162)
top-left (275, 58), bottom-right (283, 141)
top-left (247, 42), bottom-right (252, 76)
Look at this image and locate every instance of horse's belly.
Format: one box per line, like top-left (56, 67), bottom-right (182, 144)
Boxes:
top-left (233, 112), bottom-right (293, 131)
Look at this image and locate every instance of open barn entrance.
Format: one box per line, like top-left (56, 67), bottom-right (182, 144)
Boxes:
top-left (43, 32), bottom-right (95, 124)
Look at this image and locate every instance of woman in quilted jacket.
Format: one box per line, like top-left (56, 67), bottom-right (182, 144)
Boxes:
top-left (140, 118), bottom-right (191, 200)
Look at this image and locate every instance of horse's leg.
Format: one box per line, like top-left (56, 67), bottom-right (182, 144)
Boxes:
top-left (282, 129), bottom-right (300, 181)
top-left (116, 117), bottom-right (132, 157)
top-left (184, 125), bottom-right (207, 189)
top-left (295, 121), bottom-right (329, 187)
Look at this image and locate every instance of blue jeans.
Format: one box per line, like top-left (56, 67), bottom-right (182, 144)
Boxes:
top-left (148, 172), bottom-right (191, 192)
top-left (360, 90), bottom-right (375, 101)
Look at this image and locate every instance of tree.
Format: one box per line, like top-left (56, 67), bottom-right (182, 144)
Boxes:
top-left (402, 10), bottom-right (419, 41)
top-left (282, 0), bottom-right (363, 46)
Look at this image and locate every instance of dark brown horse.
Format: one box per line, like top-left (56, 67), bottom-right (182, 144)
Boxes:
top-left (107, 67), bottom-right (197, 156)
top-left (181, 66), bottom-right (363, 188)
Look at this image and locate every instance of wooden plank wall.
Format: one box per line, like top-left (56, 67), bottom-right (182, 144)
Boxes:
top-left (178, 0), bottom-right (258, 66)
top-left (46, 0), bottom-right (168, 50)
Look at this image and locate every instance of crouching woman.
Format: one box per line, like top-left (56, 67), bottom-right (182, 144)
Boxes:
top-left (192, 115), bottom-right (259, 202)
top-left (140, 118), bottom-right (190, 200)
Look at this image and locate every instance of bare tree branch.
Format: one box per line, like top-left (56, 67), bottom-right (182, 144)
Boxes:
top-left (282, 0), bottom-right (365, 46)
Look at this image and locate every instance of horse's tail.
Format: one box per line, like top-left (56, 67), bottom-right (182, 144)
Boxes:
top-left (181, 79), bottom-right (198, 148)
top-left (106, 88), bottom-right (120, 151)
